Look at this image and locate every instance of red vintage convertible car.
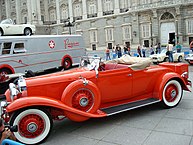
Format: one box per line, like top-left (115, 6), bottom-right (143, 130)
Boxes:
top-left (0, 55), bottom-right (192, 144)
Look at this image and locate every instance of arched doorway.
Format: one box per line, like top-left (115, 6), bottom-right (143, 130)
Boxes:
top-left (160, 12), bottom-right (176, 45)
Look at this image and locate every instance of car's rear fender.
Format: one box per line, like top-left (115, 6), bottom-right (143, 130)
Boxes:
top-left (5, 96), bottom-right (106, 118)
top-left (153, 72), bottom-right (190, 100)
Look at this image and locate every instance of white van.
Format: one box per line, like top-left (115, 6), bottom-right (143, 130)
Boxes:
top-left (0, 35), bottom-right (86, 78)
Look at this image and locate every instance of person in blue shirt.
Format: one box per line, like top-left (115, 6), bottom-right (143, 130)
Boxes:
top-left (176, 42), bottom-right (182, 53)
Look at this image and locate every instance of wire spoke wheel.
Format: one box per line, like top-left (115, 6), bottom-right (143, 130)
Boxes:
top-left (10, 108), bottom-right (52, 145)
top-left (162, 80), bottom-right (182, 108)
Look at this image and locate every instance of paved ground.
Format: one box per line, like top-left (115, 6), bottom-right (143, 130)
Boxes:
top-left (41, 66), bottom-right (193, 145)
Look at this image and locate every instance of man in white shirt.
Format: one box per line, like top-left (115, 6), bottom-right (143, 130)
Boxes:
top-left (166, 41), bottom-right (174, 62)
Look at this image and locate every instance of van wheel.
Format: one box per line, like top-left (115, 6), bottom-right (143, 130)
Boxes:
top-left (0, 29), bottom-right (3, 36)
top-left (0, 68), bottom-right (12, 76)
top-left (24, 28), bottom-right (32, 36)
top-left (10, 108), bottom-right (53, 145)
top-left (63, 58), bottom-right (72, 70)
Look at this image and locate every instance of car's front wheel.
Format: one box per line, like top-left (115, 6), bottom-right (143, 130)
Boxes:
top-left (10, 108), bottom-right (53, 145)
top-left (164, 57), bottom-right (169, 62)
top-left (24, 28), bottom-right (32, 36)
top-left (161, 80), bottom-right (183, 108)
top-left (178, 56), bottom-right (183, 62)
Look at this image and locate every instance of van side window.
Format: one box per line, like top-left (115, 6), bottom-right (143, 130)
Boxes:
top-left (2, 42), bottom-right (12, 55)
top-left (13, 43), bottom-right (26, 54)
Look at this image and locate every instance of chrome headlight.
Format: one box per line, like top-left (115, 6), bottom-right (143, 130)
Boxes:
top-left (18, 76), bottom-right (27, 92)
top-left (9, 83), bottom-right (19, 101)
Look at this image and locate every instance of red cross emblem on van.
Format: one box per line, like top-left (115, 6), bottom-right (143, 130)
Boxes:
top-left (49, 40), bottom-right (55, 49)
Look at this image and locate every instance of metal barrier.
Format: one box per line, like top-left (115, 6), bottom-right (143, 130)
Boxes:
top-left (1, 139), bottom-right (25, 145)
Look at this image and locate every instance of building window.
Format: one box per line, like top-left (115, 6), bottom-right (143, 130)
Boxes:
top-left (49, 10), bottom-right (56, 21)
top-left (122, 25), bottom-right (131, 39)
top-left (187, 19), bottom-right (193, 34)
top-left (161, 12), bottom-right (174, 20)
top-left (90, 30), bottom-right (97, 42)
top-left (105, 28), bottom-right (114, 41)
top-left (104, 0), bottom-right (113, 11)
top-left (61, 6), bottom-right (68, 20)
top-left (88, 1), bottom-right (96, 14)
top-left (120, 0), bottom-right (128, 9)
top-left (142, 24), bottom-right (150, 38)
top-left (141, 0), bottom-right (151, 4)
top-left (74, 3), bottom-right (82, 17)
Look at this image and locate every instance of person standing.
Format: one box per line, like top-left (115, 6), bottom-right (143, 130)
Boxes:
top-left (166, 41), bottom-right (174, 62)
top-left (112, 47), bottom-right (117, 59)
top-left (150, 45), bottom-right (154, 55)
top-left (137, 45), bottom-right (142, 57)
top-left (105, 47), bottom-right (111, 60)
top-left (157, 43), bottom-right (161, 54)
top-left (116, 44), bottom-right (122, 58)
top-left (142, 45), bottom-right (146, 57)
top-left (176, 42), bottom-right (182, 53)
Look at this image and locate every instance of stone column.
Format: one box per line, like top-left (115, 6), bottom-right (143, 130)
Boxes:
top-left (152, 9), bottom-right (159, 44)
top-left (97, 0), bottom-right (103, 17)
top-left (82, 0), bottom-right (87, 19)
top-left (131, 12), bottom-right (140, 45)
top-left (5, 0), bottom-right (10, 18)
top-left (44, 0), bottom-right (49, 22)
top-left (56, 0), bottom-right (61, 24)
top-left (114, 0), bottom-right (120, 14)
top-left (27, 0), bottom-right (32, 23)
top-left (35, 0), bottom-right (42, 24)
top-left (68, 0), bottom-right (73, 22)
top-left (15, 0), bottom-right (20, 24)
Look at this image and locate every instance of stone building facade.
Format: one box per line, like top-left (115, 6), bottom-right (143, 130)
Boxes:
top-left (0, 0), bottom-right (193, 50)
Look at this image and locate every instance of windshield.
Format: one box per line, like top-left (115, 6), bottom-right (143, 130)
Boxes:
top-left (161, 49), bottom-right (167, 54)
top-left (80, 56), bottom-right (102, 70)
top-left (0, 19), bottom-right (14, 24)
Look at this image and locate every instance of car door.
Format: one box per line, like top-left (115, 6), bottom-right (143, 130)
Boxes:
top-left (97, 67), bottom-right (132, 103)
top-left (132, 68), bottom-right (155, 98)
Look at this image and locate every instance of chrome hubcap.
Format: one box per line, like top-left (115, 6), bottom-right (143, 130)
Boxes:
top-left (171, 90), bottom-right (176, 98)
top-left (79, 97), bottom-right (89, 107)
top-left (27, 122), bottom-right (38, 133)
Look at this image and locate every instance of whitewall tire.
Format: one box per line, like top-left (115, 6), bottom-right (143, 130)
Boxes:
top-left (162, 80), bottom-right (183, 108)
top-left (10, 108), bottom-right (52, 145)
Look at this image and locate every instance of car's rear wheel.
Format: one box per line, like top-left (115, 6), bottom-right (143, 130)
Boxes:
top-left (161, 80), bottom-right (183, 108)
top-left (178, 56), bottom-right (183, 62)
top-left (24, 28), bottom-right (32, 36)
top-left (10, 108), bottom-right (53, 145)
top-left (164, 57), bottom-right (169, 62)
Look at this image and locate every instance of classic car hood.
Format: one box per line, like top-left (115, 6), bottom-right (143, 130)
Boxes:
top-left (25, 67), bottom-right (94, 87)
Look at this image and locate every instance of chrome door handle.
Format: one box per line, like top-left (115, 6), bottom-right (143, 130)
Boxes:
top-left (127, 74), bottom-right (132, 76)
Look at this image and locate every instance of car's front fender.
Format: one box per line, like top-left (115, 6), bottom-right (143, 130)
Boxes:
top-left (153, 72), bottom-right (190, 100)
top-left (5, 96), bottom-right (106, 118)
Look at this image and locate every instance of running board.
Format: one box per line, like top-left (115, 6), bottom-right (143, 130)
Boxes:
top-left (101, 98), bottom-right (160, 116)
